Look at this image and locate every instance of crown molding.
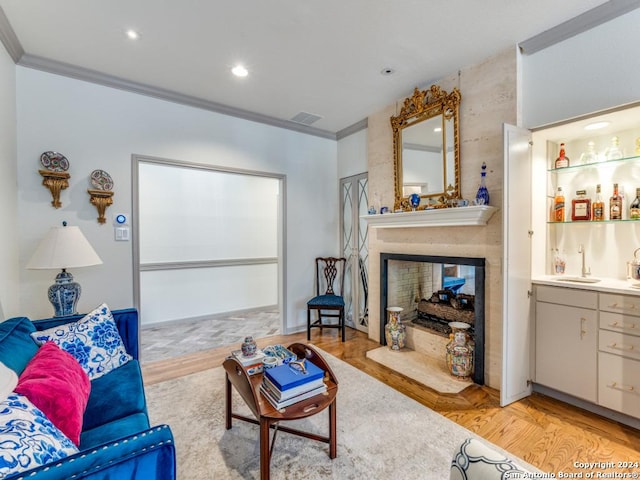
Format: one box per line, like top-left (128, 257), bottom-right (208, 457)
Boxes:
top-left (0, 6), bottom-right (24, 63)
top-left (336, 118), bottom-right (368, 140)
top-left (520, 0), bottom-right (640, 54)
top-left (16, 53), bottom-right (337, 140)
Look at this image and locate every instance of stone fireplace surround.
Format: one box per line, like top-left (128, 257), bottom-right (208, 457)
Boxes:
top-left (364, 47), bottom-right (517, 388)
top-left (380, 252), bottom-right (485, 385)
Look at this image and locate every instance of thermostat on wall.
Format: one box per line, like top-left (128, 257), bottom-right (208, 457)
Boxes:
top-left (114, 213), bottom-right (129, 225)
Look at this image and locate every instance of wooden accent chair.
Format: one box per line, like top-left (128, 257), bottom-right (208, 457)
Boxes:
top-left (307, 257), bottom-right (347, 342)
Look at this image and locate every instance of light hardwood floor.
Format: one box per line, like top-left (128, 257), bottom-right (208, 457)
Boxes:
top-left (142, 328), bottom-right (640, 474)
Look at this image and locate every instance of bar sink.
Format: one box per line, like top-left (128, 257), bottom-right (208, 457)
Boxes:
top-left (555, 276), bottom-right (601, 283)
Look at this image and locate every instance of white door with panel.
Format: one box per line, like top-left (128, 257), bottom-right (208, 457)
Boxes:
top-left (501, 124), bottom-right (533, 406)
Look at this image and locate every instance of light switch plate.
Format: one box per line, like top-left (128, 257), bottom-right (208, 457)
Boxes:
top-left (115, 227), bottom-right (130, 241)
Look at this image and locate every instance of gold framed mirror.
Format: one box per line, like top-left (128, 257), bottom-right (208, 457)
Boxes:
top-left (391, 85), bottom-right (461, 211)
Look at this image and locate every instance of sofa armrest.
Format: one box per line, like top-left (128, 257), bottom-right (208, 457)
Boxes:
top-left (32, 307), bottom-right (140, 360)
top-left (5, 425), bottom-right (175, 480)
top-left (450, 438), bottom-right (530, 479)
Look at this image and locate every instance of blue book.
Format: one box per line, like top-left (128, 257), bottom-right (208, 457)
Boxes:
top-left (264, 361), bottom-right (325, 391)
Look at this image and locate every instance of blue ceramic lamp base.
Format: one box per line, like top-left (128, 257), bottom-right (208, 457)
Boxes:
top-left (48, 269), bottom-right (81, 317)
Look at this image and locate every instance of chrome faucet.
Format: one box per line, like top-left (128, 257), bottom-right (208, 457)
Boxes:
top-left (578, 244), bottom-right (591, 277)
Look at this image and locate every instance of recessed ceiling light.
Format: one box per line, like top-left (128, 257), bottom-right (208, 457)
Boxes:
top-left (231, 65), bottom-right (249, 77)
top-left (380, 67), bottom-right (395, 76)
top-left (584, 121), bottom-right (610, 130)
top-left (126, 29), bottom-right (140, 40)
top-left (434, 127), bottom-right (442, 132)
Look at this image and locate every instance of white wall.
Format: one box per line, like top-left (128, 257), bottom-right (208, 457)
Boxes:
top-left (337, 128), bottom-right (367, 179)
top-left (523, 8), bottom-right (640, 129)
top-left (16, 67), bottom-right (338, 332)
top-left (0, 45), bottom-right (19, 320)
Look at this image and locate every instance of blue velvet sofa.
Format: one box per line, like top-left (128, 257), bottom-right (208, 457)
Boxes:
top-left (0, 308), bottom-right (176, 480)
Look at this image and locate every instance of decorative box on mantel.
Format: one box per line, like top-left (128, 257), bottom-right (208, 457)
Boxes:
top-left (361, 205), bottom-right (497, 229)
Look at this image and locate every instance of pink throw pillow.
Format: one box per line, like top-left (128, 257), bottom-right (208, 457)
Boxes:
top-left (15, 341), bottom-right (91, 446)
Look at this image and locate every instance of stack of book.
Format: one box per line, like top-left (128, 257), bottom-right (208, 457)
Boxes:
top-left (231, 349), bottom-right (266, 375)
top-left (260, 360), bottom-right (327, 409)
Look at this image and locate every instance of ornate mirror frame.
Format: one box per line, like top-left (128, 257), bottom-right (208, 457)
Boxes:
top-left (391, 85), bottom-right (461, 211)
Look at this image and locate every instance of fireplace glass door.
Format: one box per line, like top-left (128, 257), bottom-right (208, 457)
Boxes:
top-left (340, 173), bottom-right (369, 333)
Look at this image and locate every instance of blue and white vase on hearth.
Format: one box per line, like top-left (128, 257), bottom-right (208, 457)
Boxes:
top-left (385, 307), bottom-right (406, 351)
top-left (446, 322), bottom-right (474, 379)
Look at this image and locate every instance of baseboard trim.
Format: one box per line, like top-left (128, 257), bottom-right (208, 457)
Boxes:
top-left (141, 305), bottom-right (279, 329)
top-left (532, 383), bottom-right (640, 429)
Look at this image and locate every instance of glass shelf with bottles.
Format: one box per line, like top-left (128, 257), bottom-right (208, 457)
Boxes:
top-left (546, 219), bottom-right (640, 225)
top-left (547, 153), bottom-right (640, 173)
top-left (547, 135), bottom-right (640, 172)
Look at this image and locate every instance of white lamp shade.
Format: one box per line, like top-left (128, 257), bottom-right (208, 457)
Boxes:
top-left (27, 225), bottom-right (103, 270)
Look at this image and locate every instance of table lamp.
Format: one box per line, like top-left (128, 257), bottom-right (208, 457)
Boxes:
top-left (27, 221), bottom-right (103, 316)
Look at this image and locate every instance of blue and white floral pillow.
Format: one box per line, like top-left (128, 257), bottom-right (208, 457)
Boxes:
top-left (0, 393), bottom-right (78, 477)
top-left (31, 303), bottom-right (132, 380)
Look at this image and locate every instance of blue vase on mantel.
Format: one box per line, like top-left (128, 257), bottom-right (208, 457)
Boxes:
top-left (475, 162), bottom-right (490, 206)
top-left (409, 193), bottom-right (420, 211)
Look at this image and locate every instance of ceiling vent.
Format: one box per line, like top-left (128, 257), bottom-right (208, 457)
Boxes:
top-left (290, 111), bottom-right (323, 126)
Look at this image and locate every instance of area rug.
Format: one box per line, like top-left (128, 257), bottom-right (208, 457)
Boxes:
top-left (145, 350), bottom-right (529, 479)
top-left (366, 347), bottom-right (472, 394)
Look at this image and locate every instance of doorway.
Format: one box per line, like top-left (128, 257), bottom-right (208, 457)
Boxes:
top-left (132, 155), bottom-right (285, 359)
top-left (340, 173), bottom-right (369, 333)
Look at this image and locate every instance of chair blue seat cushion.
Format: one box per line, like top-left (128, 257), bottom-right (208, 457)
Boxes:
top-left (307, 294), bottom-right (345, 307)
top-left (83, 360), bottom-right (146, 431)
top-left (80, 412), bottom-right (150, 450)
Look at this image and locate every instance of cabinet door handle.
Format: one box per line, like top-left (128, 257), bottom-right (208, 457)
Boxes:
top-left (607, 382), bottom-right (638, 393)
top-left (606, 302), bottom-right (640, 312)
top-left (607, 321), bottom-right (637, 330)
top-left (607, 342), bottom-right (635, 351)
top-left (580, 317), bottom-right (587, 339)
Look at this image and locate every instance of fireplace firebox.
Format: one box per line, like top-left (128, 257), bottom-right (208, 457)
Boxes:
top-left (380, 253), bottom-right (485, 385)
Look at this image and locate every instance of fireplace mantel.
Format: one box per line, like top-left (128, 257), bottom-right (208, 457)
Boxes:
top-left (361, 205), bottom-right (497, 228)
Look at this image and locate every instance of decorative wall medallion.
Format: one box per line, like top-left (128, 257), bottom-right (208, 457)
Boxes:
top-left (40, 151), bottom-right (70, 172)
top-left (90, 169), bottom-right (114, 191)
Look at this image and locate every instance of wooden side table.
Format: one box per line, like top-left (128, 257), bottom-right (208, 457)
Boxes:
top-left (224, 342), bottom-right (339, 480)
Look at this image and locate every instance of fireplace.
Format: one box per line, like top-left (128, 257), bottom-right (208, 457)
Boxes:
top-left (380, 253), bottom-right (485, 385)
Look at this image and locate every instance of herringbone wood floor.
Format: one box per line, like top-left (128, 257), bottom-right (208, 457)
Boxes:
top-left (142, 327), bottom-right (640, 475)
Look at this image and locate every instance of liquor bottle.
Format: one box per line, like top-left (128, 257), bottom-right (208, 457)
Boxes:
top-left (609, 183), bottom-right (622, 220)
top-left (605, 136), bottom-right (623, 160)
top-left (475, 162), bottom-right (490, 205)
top-left (571, 190), bottom-right (591, 221)
top-left (592, 184), bottom-right (605, 221)
top-left (579, 141), bottom-right (598, 164)
top-left (630, 188), bottom-right (640, 220)
top-left (554, 187), bottom-right (565, 222)
top-left (554, 143), bottom-right (570, 169)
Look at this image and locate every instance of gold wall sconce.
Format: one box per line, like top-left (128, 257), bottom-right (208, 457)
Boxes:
top-left (88, 169), bottom-right (114, 224)
top-left (38, 151), bottom-right (70, 208)
top-left (39, 170), bottom-right (70, 208)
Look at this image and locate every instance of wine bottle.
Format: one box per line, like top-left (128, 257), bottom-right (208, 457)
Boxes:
top-left (592, 184), bottom-right (604, 221)
top-left (554, 143), bottom-right (570, 169)
top-left (605, 136), bottom-right (623, 161)
top-left (571, 190), bottom-right (591, 221)
top-left (630, 188), bottom-right (640, 220)
top-left (610, 183), bottom-right (622, 220)
top-left (554, 187), bottom-right (565, 222)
